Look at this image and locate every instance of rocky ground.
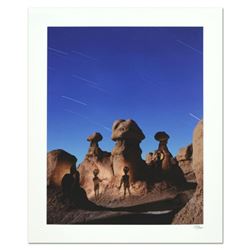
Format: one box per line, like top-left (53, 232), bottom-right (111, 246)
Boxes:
top-left (47, 181), bottom-right (196, 224)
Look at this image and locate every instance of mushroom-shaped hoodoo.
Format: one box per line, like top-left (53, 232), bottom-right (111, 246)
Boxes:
top-left (111, 119), bottom-right (147, 180)
top-left (87, 132), bottom-right (103, 145)
top-left (154, 131), bottom-right (172, 171)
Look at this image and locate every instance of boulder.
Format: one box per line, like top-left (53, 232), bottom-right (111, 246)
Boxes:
top-left (47, 149), bottom-right (77, 186)
top-left (172, 120), bottom-right (203, 224)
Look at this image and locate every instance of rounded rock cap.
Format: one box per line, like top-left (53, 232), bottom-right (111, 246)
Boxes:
top-left (111, 119), bottom-right (145, 141)
top-left (154, 131), bottom-right (170, 141)
top-left (87, 132), bottom-right (103, 142)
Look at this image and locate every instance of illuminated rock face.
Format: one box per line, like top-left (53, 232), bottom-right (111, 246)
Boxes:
top-left (176, 144), bottom-right (195, 182)
top-left (172, 120), bottom-right (203, 224)
top-left (85, 132), bottom-right (104, 161)
top-left (176, 144), bottom-right (193, 162)
top-left (47, 149), bottom-right (77, 186)
top-left (78, 120), bottom-right (148, 198)
top-left (78, 132), bottom-right (113, 197)
top-left (192, 122), bottom-right (203, 188)
top-left (111, 119), bottom-right (147, 181)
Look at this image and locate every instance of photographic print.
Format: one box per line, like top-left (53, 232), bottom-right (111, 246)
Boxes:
top-left (47, 26), bottom-right (203, 225)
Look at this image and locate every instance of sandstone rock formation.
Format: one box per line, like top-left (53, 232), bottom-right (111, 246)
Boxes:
top-left (176, 144), bottom-right (196, 182)
top-left (111, 119), bottom-right (148, 181)
top-left (172, 120), bottom-right (203, 224)
top-left (86, 132), bottom-right (103, 159)
top-left (145, 131), bottom-right (187, 187)
top-left (154, 131), bottom-right (172, 171)
top-left (85, 132), bottom-right (111, 162)
top-left (47, 149), bottom-right (77, 186)
top-left (192, 123), bottom-right (203, 187)
top-left (47, 119), bottom-right (201, 224)
top-left (78, 132), bottom-right (113, 197)
top-left (176, 144), bottom-right (193, 162)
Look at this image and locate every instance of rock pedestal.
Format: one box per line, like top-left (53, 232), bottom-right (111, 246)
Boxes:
top-left (78, 132), bottom-right (113, 197)
top-left (145, 131), bottom-right (187, 186)
top-left (111, 119), bottom-right (147, 181)
top-left (85, 132), bottom-right (103, 161)
top-left (154, 131), bottom-right (172, 171)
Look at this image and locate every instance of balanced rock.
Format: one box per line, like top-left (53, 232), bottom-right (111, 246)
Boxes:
top-left (172, 120), bottom-right (203, 224)
top-left (144, 132), bottom-right (187, 186)
top-left (86, 132), bottom-right (106, 161)
top-left (154, 131), bottom-right (172, 171)
top-left (47, 149), bottom-right (77, 186)
top-left (111, 119), bottom-right (147, 181)
top-left (154, 131), bottom-right (186, 183)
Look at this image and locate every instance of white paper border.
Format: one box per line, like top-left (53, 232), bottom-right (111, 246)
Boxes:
top-left (28, 7), bottom-right (223, 243)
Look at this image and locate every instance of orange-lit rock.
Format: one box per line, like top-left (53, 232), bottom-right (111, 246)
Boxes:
top-left (47, 149), bottom-right (77, 186)
top-left (111, 119), bottom-right (147, 181)
top-left (78, 132), bottom-right (113, 197)
top-left (172, 120), bottom-right (203, 224)
top-left (176, 144), bottom-right (195, 182)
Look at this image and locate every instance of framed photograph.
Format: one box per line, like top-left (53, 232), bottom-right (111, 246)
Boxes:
top-left (28, 7), bottom-right (223, 243)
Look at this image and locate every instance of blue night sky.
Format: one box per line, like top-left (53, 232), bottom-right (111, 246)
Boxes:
top-left (47, 27), bottom-right (203, 165)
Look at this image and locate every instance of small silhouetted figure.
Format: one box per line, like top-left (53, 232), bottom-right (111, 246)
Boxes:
top-left (61, 164), bottom-right (76, 203)
top-left (71, 170), bottom-right (89, 207)
top-left (118, 166), bottom-right (131, 198)
top-left (61, 165), bottom-right (103, 210)
top-left (93, 169), bottom-right (103, 200)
